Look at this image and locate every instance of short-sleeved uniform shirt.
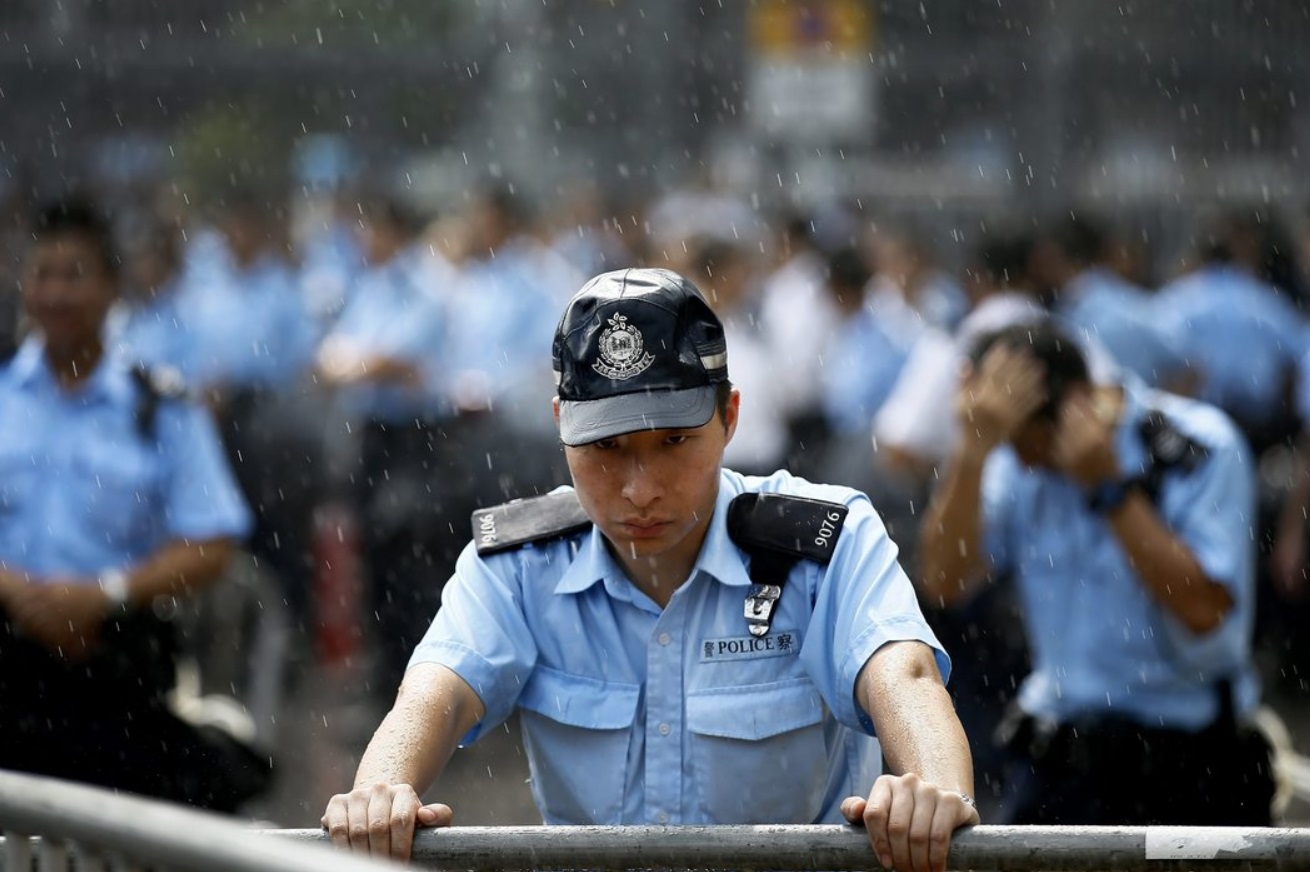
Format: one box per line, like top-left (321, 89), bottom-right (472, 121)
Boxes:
top-left (980, 381), bottom-right (1258, 730)
top-left (0, 338), bottom-right (251, 578)
top-left (410, 469), bottom-right (948, 827)
top-left (321, 245), bottom-right (453, 424)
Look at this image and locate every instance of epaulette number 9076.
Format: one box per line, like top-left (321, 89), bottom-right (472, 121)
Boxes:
top-left (814, 510), bottom-right (843, 548)
top-left (479, 513), bottom-right (497, 545)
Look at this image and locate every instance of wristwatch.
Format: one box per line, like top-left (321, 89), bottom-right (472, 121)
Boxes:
top-left (1086, 477), bottom-right (1142, 514)
top-left (97, 569), bottom-right (131, 608)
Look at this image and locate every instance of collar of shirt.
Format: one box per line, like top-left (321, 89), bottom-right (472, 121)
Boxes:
top-left (10, 335), bottom-right (134, 407)
top-left (552, 470), bottom-right (754, 598)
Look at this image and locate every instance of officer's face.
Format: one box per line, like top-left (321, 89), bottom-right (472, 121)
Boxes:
top-left (562, 391), bottom-right (740, 578)
top-left (22, 233), bottom-right (117, 356)
top-left (1011, 415), bottom-right (1057, 468)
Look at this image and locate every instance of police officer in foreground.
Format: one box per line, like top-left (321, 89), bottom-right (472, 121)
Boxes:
top-left (0, 198), bottom-right (264, 810)
top-left (323, 268), bottom-right (979, 872)
top-left (919, 320), bottom-right (1274, 825)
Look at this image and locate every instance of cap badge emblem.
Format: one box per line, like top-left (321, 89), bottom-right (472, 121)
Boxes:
top-left (592, 313), bottom-right (655, 380)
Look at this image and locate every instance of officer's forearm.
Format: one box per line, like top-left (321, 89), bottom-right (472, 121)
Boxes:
top-left (859, 641), bottom-right (974, 796)
top-left (353, 663), bottom-right (484, 795)
top-left (918, 447), bottom-right (990, 607)
top-left (118, 537), bottom-right (238, 607)
top-left (1104, 492), bottom-right (1233, 634)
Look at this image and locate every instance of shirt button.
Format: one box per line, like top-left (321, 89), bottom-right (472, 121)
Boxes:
top-left (656, 810), bottom-right (670, 824)
top-left (658, 722), bottom-right (671, 736)
top-left (657, 632), bottom-right (672, 646)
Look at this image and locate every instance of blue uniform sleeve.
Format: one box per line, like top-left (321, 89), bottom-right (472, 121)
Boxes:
top-left (408, 543), bottom-right (539, 743)
top-left (155, 399), bottom-right (252, 541)
top-left (1155, 417), bottom-right (1257, 673)
top-left (799, 493), bottom-right (950, 736)
top-left (1296, 340), bottom-right (1310, 424)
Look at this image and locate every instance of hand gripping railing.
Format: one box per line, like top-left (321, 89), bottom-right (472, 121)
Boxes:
top-left (282, 823), bottom-right (1310, 870)
top-left (0, 769), bottom-right (387, 872)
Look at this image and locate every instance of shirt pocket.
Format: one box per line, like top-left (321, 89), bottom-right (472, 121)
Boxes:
top-left (517, 664), bottom-right (640, 825)
top-left (686, 678), bottom-right (828, 824)
top-left (0, 449), bottom-right (41, 552)
top-left (70, 443), bottom-right (159, 549)
top-left (0, 448), bottom-right (40, 516)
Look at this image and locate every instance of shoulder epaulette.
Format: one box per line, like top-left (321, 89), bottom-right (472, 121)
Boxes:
top-left (1139, 409), bottom-right (1208, 473)
top-left (472, 490), bottom-right (592, 556)
top-left (728, 492), bottom-right (849, 638)
top-left (727, 492), bottom-right (848, 565)
top-left (130, 363), bottom-right (188, 439)
top-left (131, 363), bottom-right (188, 401)
top-left (1135, 408), bottom-right (1210, 503)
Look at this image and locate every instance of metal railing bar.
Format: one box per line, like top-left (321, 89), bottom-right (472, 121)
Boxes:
top-left (280, 824), bottom-right (1310, 871)
top-left (3, 835), bottom-right (31, 872)
top-left (36, 839), bottom-right (66, 872)
top-left (0, 770), bottom-right (386, 872)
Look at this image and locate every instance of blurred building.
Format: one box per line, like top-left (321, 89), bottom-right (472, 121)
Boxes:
top-left (0, 0), bottom-right (1307, 270)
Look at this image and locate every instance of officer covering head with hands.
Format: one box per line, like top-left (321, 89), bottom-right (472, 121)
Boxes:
top-left (919, 319), bottom-right (1271, 826)
top-left (323, 267), bottom-right (978, 872)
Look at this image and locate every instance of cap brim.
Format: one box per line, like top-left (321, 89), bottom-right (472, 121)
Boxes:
top-left (557, 385), bottom-right (718, 446)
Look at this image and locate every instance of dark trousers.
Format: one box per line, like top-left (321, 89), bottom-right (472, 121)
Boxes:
top-left (216, 388), bottom-right (323, 630)
top-left (0, 612), bottom-right (270, 812)
top-left (999, 709), bottom-right (1275, 826)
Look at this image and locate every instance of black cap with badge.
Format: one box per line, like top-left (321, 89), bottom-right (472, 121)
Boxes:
top-left (553, 267), bottom-right (729, 446)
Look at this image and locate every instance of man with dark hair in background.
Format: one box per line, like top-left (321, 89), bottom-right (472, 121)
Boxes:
top-left (0, 196), bottom-right (266, 809)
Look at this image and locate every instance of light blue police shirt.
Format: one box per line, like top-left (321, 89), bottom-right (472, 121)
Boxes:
top-left (410, 469), bottom-right (948, 827)
top-left (1061, 268), bottom-right (1184, 387)
top-left (323, 246), bottom-right (451, 423)
top-left (981, 380), bottom-right (1258, 730)
top-left (0, 338), bottom-right (252, 578)
top-left (1154, 265), bottom-right (1306, 427)
top-left (443, 242), bottom-right (574, 405)
top-left (822, 307), bottom-right (917, 435)
top-left (107, 278), bottom-right (200, 380)
top-left (190, 256), bottom-right (315, 392)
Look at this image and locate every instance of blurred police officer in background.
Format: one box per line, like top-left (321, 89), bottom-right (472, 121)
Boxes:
top-left (0, 197), bottom-right (266, 810)
top-left (314, 192), bottom-right (456, 696)
top-left (919, 320), bottom-right (1274, 825)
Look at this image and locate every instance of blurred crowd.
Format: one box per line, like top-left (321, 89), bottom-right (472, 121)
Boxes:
top-left (5, 177), bottom-right (1310, 815)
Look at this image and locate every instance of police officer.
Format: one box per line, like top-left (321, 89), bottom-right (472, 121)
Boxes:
top-left (314, 192), bottom-right (457, 694)
top-left (919, 320), bottom-right (1273, 826)
top-left (323, 268), bottom-right (978, 872)
top-left (0, 197), bottom-right (262, 810)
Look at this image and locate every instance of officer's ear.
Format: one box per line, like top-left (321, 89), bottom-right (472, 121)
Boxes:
top-left (721, 388), bottom-right (741, 446)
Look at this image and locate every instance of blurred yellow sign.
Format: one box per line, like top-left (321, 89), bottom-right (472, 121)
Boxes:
top-left (746, 0), bottom-right (877, 141)
top-left (749, 0), bottom-right (874, 59)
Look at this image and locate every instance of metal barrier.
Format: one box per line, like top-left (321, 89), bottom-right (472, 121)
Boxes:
top-left (279, 824), bottom-right (1310, 871)
top-left (4, 768), bottom-right (1310, 871)
top-left (0, 769), bottom-right (385, 872)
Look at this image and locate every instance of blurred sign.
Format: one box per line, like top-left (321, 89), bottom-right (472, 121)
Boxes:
top-left (746, 0), bottom-right (877, 142)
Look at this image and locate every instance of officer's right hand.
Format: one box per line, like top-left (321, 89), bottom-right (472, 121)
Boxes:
top-left (322, 782), bottom-right (453, 863)
top-left (955, 343), bottom-right (1046, 454)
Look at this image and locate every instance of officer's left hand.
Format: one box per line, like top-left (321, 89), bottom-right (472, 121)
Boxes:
top-left (1052, 390), bottom-right (1119, 488)
top-left (6, 580), bottom-right (110, 659)
top-left (841, 773), bottom-right (978, 872)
